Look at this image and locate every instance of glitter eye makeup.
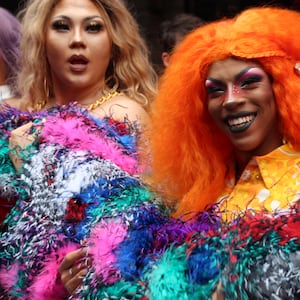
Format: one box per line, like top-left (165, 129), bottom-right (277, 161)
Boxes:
top-left (205, 79), bottom-right (225, 99)
top-left (86, 21), bottom-right (103, 32)
top-left (52, 19), bottom-right (70, 31)
top-left (237, 68), bottom-right (264, 89)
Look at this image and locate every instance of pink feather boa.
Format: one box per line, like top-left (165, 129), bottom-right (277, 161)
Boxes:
top-left (27, 241), bottom-right (78, 299)
top-left (41, 115), bottom-right (140, 175)
top-left (88, 221), bottom-right (128, 284)
top-left (0, 262), bottom-right (19, 290)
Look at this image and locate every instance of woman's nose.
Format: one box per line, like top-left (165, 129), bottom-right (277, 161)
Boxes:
top-left (222, 86), bottom-right (243, 109)
top-left (69, 28), bottom-right (86, 48)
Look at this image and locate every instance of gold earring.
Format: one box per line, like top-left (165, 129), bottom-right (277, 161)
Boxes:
top-left (43, 78), bottom-right (50, 100)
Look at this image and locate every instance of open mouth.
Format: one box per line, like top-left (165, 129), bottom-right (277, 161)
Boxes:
top-left (68, 55), bottom-right (88, 65)
top-left (225, 112), bottom-right (256, 133)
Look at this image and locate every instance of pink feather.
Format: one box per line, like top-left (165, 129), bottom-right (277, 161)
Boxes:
top-left (27, 241), bottom-right (78, 299)
top-left (0, 262), bottom-right (19, 289)
top-left (41, 116), bottom-right (139, 175)
top-left (88, 221), bottom-right (128, 284)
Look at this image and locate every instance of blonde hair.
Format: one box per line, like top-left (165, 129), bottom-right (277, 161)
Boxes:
top-left (150, 7), bottom-right (300, 217)
top-left (17, 0), bottom-right (157, 110)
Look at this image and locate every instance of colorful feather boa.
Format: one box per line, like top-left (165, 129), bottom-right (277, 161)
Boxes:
top-left (69, 204), bottom-right (300, 300)
top-left (0, 105), bottom-right (300, 299)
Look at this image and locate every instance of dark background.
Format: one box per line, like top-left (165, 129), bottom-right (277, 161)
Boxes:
top-left (1, 0), bottom-right (299, 69)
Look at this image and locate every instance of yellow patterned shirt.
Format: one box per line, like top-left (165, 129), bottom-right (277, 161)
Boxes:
top-left (218, 143), bottom-right (300, 220)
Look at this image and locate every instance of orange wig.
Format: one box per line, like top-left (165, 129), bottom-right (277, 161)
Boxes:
top-left (150, 7), bottom-right (300, 217)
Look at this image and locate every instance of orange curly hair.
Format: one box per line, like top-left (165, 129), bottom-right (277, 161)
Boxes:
top-left (150, 7), bottom-right (300, 217)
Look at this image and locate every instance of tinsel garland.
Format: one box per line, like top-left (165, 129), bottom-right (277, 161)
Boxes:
top-left (0, 104), bottom-right (300, 299)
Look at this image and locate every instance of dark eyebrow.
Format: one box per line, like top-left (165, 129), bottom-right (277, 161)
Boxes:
top-left (206, 67), bottom-right (256, 84)
top-left (52, 15), bottom-right (102, 21)
top-left (234, 67), bottom-right (254, 81)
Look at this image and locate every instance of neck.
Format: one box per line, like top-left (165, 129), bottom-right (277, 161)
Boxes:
top-left (234, 138), bottom-right (283, 180)
top-left (48, 83), bottom-right (106, 108)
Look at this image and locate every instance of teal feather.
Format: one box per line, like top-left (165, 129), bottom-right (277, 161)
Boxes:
top-left (144, 245), bottom-right (191, 300)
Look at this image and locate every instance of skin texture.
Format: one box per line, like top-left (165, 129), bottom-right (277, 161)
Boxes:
top-left (45, 0), bottom-right (111, 106)
top-left (206, 57), bottom-right (282, 174)
top-left (59, 248), bottom-right (91, 295)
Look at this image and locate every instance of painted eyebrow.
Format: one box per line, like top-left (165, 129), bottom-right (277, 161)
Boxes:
top-left (52, 15), bottom-right (103, 22)
top-left (206, 67), bottom-right (258, 85)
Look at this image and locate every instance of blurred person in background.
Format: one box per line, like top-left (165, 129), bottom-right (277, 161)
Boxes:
top-left (0, 7), bottom-right (21, 102)
top-left (0, 7), bottom-right (21, 223)
top-left (160, 13), bottom-right (205, 68)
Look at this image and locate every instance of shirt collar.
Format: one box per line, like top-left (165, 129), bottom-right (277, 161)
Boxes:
top-left (226, 143), bottom-right (300, 190)
top-left (254, 143), bottom-right (300, 188)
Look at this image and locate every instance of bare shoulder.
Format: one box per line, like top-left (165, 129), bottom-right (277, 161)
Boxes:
top-left (92, 94), bottom-right (150, 126)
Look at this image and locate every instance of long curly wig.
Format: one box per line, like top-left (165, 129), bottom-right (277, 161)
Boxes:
top-left (150, 7), bottom-right (300, 217)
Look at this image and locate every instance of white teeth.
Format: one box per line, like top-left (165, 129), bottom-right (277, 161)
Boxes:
top-left (228, 115), bottom-right (255, 127)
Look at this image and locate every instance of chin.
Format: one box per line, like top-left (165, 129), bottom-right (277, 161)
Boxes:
top-left (231, 141), bottom-right (259, 154)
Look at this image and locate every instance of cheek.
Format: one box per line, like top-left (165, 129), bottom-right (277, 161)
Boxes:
top-left (268, 97), bottom-right (278, 120)
top-left (92, 35), bottom-right (111, 58)
top-left (46, 49), bottom-right (60, 69)
top-left (261, 89), bottom-right (276, 110)
top-left (46, 36), bottom-right (61, 61)
top-left (46, 28), bottom-right (69, 49)
top-left (207, 100), bottom-right (220, 121)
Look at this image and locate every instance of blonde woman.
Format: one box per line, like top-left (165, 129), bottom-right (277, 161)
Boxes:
top-left (0, 0), bottom-right (157, 298)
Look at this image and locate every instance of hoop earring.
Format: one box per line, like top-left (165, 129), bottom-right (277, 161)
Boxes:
top-left (35, 79), bottom-right (50, 111)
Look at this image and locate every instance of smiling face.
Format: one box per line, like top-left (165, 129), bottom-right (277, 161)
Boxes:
top-left (45, 0), bottom-right (111, 97)
top-left (206, 57), bottom-right (282, 159)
